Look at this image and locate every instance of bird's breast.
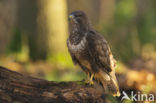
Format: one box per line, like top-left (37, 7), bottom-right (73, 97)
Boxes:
top-left (67, 35), bottom-right (92, 72)
top-left (68, 36), bottom-right (87, 54)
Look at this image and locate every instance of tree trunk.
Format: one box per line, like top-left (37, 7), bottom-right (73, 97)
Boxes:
top-left (17, 0), bottom-right (48, 60)
top-left (0, 0), bottom-right (17, 54)
top-left (43, 0), bottom-right (68, 54)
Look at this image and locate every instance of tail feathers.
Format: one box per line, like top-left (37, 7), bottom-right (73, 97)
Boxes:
top-left (94, 70), bottom-right (120, 97)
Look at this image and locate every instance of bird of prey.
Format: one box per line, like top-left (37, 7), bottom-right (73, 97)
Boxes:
top-left (67, 11), bottom-right (120, 96)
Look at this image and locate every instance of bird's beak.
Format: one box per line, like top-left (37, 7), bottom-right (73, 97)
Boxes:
top-left (69, 14), bottom-right (74, 20)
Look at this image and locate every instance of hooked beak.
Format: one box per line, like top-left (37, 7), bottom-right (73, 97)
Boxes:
top-left (69, 14), bottom-right (75, 20)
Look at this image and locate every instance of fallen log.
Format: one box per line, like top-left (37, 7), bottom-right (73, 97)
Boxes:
top-left (1, 65), bottom-right (155, 103)
top-left (0, 66), bottom-right (105, 103)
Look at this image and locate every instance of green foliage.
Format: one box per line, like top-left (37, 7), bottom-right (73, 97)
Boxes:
top-left (115, 0), bottom-right (136, 26)
top-left (122, 99), bottom-right (133, 103)
top-left (107, 95), bottom-right (118, 103)
top-left (47, 52), bottom-right (74, 69)
top-left (100, 0), bottom-right (156, 61)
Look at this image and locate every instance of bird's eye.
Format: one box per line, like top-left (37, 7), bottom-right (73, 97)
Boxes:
top-left (75, 14), bottom-right (82, 17)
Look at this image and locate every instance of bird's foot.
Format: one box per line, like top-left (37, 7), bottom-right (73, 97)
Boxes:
top-left (84, 79), bottom-right (94, 85)
top-left (89, 80), bottom-right (94, 85)
top-left (85, 74), bottom-right (94, 85)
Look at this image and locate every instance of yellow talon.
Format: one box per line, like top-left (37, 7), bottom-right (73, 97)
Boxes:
top-left (89, 74), bottom-right (94, 85)
top-left (85, 73), bottom-right (94, 85)
top-left (90, 74), bottom-right (94, 81)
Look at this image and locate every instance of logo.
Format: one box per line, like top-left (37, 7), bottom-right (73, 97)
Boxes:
top-left (121, 91), bottom-right (155, 102)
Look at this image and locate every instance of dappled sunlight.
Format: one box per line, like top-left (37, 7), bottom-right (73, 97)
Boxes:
top-left (142, 43), bottom-right (156, 60)
top-left (47, 52), bottom-right (74, 69)
top-left (0, 57), bottom-right (85, 81)
top-left (45, 0), bottom-right (68, 52)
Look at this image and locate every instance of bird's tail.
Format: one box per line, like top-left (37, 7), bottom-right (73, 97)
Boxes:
top-left (94, 70), bottom-right (120, 96)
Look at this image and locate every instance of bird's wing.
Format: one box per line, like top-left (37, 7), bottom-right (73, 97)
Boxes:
top-left (86, 31), bottom-right (116, 72)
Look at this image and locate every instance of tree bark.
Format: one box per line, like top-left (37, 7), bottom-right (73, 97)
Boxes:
top-left (0, 66), bottom-right (105, 103)
top-left (1, 66), bottom-right (155, 103)
top-left (17, 0), bottom-right (48, 60)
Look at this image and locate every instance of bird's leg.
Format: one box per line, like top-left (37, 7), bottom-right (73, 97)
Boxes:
top-left (89, 74), bottom-right (94, 85)
top-left (85, 73), bottom-right (90, 84)
top-left (85, 73), bottom-right (94, 85)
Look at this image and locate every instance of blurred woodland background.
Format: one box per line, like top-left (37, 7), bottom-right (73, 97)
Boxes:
top-left (0, 0), bottom-right (156, 102)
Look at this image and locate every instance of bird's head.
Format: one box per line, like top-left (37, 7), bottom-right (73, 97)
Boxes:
top-left (69, 11), bottom-right (90, 30)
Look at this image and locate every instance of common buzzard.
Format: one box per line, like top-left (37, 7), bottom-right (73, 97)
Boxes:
top-left (67, 11), bottom-right (120, 96)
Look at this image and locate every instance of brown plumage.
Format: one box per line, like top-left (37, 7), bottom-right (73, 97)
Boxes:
top-left (67, 11), bottom-right (120, 96)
